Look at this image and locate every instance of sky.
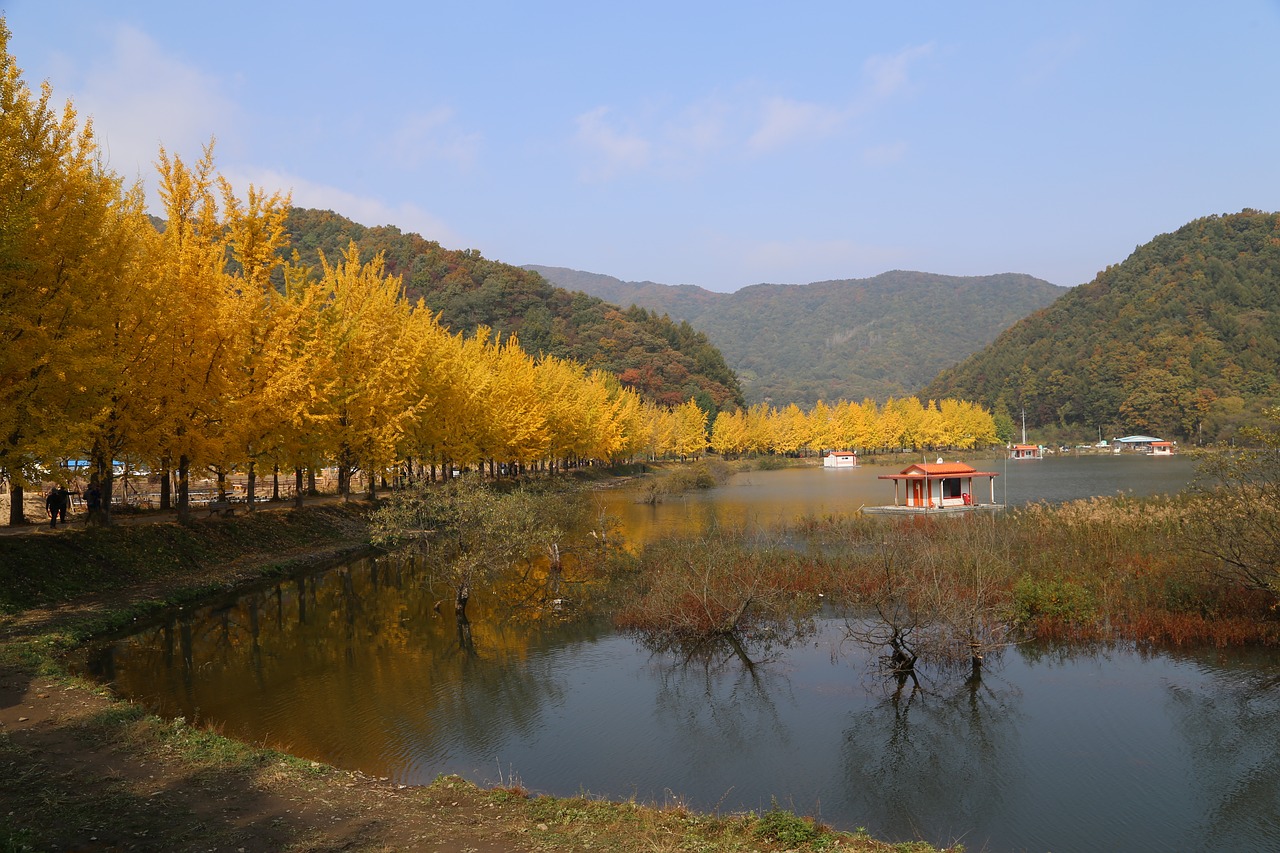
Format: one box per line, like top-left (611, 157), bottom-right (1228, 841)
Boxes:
top-left (4, 2), bottom-right (1279, 292)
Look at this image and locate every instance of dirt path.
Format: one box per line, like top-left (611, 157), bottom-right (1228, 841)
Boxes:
top-left (0, 669), bottom-right (542, 852)
top-left (0, 514), bottom-right (544, 853)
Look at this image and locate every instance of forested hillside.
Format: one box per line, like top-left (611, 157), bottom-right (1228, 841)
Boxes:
top-left (527, 266), bottom-right (1063, 407)
top-left (922, 211), bottom-right (1280, 442)
top-left (285, 209), bottom-right (743, 411)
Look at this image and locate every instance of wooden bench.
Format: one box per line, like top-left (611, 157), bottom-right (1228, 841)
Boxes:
top-left (207, 499), bottom-right (235, 517)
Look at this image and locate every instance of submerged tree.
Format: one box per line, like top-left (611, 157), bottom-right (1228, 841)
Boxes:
top-left (841, 538), bottom-right (927, 694)
top-left (370, 475), bottom-right (603, 619)
top-left (840, 521), bottom-right (1018, 692)
top-left (613, 528), bottom-right (822, 668)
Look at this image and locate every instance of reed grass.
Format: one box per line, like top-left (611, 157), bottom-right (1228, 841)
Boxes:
top-left (619, 491), bottom-right (1280, 651)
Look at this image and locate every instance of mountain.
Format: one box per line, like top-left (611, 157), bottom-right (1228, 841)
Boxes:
top-left (527, 266), bottom-right (1065, 407)
top-left (282, 209), bottom-right (744, 411)
top-left (921, 210), bottom-right (1280, 442)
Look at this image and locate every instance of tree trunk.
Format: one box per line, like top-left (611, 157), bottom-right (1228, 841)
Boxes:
top-left (272, 464), bottom-right (280, 501)
top-left (159, 459), bottom-right (171, 511)
top-left (92, 445), bottom-right (115, 526)
top-left (246, 459), bottom-right (257, 511)
top-left (176, 455), bottom-right (191, 522)
top-left (7, 482), bottom-right (26, 526)
top-left (455, 612), bottom-right (475, 655)
top-left (548, 543), bottom-right (562, 599)
top-left (294, 467), bottom-right (304, 509)
top-left (337, 443), bottom-right (352, 500)
top-left (967, 639), bottom-right (984, 684)
top-left (307, 467), bottom-right (318, 496)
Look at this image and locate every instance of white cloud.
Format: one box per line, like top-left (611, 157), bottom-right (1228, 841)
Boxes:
top-left (743, 43), bottom-right (934, 157)
top-left (573, 106), bottom-right (652, 181)
top-left (228, 168), bottom-right (466, 248)
top-left (74, 25), bottom-right (238, 183)
top-left (862, 140), bottom-right (908, 166)
top-left (386, 107), bottom-right (482, 172)
top-left (570, 41), bottom-right (934, 180)
top-left (666, 97), bottom-right (730, 157)
top-left (747, 96), bottom-right (847, 154)
top-left (862, 42), bottom-right (935, 102)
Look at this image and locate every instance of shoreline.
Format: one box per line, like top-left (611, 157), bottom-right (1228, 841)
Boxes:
top-left (0, 500), bottom-right (948, 853)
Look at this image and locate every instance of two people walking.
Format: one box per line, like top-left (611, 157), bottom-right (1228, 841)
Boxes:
top-left (41, 477), bottom-right (102, 529)
top-left (45, 484), bottom-right (71, 528)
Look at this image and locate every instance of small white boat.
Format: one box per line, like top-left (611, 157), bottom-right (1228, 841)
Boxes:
top-left (823, 450), bottom-right (859, 468)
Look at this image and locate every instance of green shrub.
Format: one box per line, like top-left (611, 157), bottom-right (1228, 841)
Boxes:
top-left (1012, 574), bottom-right (1097, 624)
top-left (753, 803), bottom-right (822, 845)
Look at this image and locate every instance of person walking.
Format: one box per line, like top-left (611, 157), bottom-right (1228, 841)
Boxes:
top-left (54, 485), bottom-right (71, 525)
top-left (45, 487), bottom-right (59, 528)
top-left (84, 479), bottom-right (102, 524)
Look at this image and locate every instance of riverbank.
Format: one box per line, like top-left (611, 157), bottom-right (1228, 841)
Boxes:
top-left (0, 501), bottom-right (949, 853)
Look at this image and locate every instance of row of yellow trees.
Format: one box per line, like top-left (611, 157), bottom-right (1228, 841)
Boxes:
top-left (1, 23), bottom-right (714, 522)
top-left (711, 398), bottom-right (1000, 457)
top-left (1, 20), bottom-right (1002, 525)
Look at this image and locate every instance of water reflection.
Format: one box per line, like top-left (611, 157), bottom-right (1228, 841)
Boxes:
top-left (80, 456), bottom-right (1280, 852)
top-left (85, 559), bottom-right (1280, 851)
top-left (649, 651), bottom-right (793, 788)
top-left (87, 554), bottom-right (609, 775)
top-left (838, 676), bottom-right (1025, 847)
top-left (1166, 655), bottom-right (1280, 849)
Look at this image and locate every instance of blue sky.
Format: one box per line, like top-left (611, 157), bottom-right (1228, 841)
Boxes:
top-left (5, 2), bottom-right (1278, 292)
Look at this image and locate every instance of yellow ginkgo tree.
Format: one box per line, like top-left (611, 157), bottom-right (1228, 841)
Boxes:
top-left (215, 179), bottom-right (302, 508)
top-left (312, 244), bottom-right (422, 498)
top-left (0, 21), bottom-right (150, 522)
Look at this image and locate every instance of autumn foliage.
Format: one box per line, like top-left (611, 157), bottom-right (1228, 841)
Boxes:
top-left (0, 20), bottom-right (1003, 528)
top-left (0, 22), bottom-right (723, 523)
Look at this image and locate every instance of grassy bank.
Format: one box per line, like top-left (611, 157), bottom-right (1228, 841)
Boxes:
top-left (0, 500), bottom-right (953, 853)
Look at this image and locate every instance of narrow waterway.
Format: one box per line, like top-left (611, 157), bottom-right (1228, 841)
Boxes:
top-left (82, 455), bottom-right (1280, 852)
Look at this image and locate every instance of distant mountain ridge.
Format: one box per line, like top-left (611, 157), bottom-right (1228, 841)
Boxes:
top-left (283, 208), bottom-right (744, 411)
top-left (922, 210), bottom-right (1280, 441)
top-left (527, 265), bottom-right (1065, 407)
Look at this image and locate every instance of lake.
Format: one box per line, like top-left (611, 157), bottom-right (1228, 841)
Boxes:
top-left (81, 455), bottom-right (1280, 852)
top-left (597, 453), bottom-right (1199, 546)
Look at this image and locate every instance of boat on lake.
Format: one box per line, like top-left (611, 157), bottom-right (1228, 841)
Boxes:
top-left (822, 450), bottom-right (859, 468)
top-left (1010, 409), bottom-right (1042, 460)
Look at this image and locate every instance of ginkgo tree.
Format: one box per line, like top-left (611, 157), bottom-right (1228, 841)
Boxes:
top-left (3, 15), bottom-right (1014, 527)
top-left (146, 145), bottom-right (242, 519)
top-left (0, 20), bottom-right (153, 522)
top-left (475, 333), bottom-right (550, 475)
top-left (311, 244), bottom-right (424, 499)
top-left (216, 179), bottom-right (300, 509)
top-left (704, 396), bottom-right (1001, 458)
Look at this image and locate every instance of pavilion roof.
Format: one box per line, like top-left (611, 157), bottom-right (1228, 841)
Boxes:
top-left (878, 461), bottom-right (1000, 480)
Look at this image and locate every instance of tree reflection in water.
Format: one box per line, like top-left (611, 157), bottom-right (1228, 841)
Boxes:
top-left (76, 543), bottom-right (1280, 850)
top-left (837, 671), bottom-right (1024, 847)
top-left (1165, 659), bottom-right (1280, 849)
top-left (78, 552), bottom-right (598, 780)
top-left (644, 634), bottom-right (800, 809)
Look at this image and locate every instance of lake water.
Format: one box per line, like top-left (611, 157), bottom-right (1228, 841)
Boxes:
top-left (82, 455), bottom-right (1280, 852)
top-left (597, 453), bottom-right (1199, 546)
